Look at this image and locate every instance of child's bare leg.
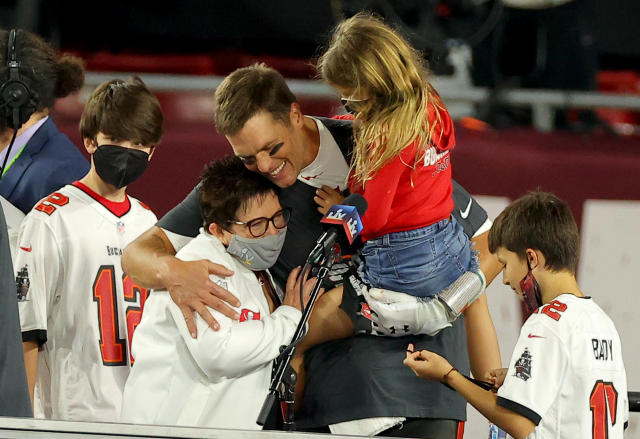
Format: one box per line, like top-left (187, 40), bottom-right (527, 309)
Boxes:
top-left (291, 285), bottom-right (354, 409)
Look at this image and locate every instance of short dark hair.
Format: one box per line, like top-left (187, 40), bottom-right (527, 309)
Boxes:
top-left (0, 28), bottom-right (84, 131)
top-left (200, 155), bottom-right (280, 231)
top-left (489, 191), bottom-right (580, 274)
top-left (213, 63), bottom-right (296, 136)
top-left (79, 76), bottom-right (163, 146)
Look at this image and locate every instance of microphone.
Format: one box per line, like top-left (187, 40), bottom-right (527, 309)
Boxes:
top-left (307, 193), bottom-right (368, 264)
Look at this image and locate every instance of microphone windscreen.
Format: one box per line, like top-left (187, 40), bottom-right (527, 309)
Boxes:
top-left (342, 193), bottom-right (368, 216)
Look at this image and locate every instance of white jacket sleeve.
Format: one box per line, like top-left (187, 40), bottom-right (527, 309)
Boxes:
top-left (167, 285), bottom-right (301, 380)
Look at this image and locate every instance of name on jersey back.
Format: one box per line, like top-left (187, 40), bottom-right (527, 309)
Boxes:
top-left (106, 246), bottom-right (124, 256)
top-left (592, 338), bottom-right (613, 361)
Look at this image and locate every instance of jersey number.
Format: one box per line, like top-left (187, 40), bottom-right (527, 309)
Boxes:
top-left (540, 299), bottom-right (567, 321)
top-left (590, 380), bottom-right (618, 439)
top-left (92, 265), bottom-right (149, 366)
top-left (34, 193), bottom-right (69, 215)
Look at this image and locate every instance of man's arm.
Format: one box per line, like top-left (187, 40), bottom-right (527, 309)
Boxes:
top-left (168, 267), bottom-right (315, 377)
top-left (363, 188), bottom-right (503, 376)
top-left (465, 229), bottom-right (503, 379)
top-left (122, 226), bottom-right (239, 337)
top-left (122, 185), bottom-right (243, 337)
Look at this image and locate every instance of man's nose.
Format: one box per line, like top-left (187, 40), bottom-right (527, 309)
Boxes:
top-left (255, 152), bottom-right (272, 173)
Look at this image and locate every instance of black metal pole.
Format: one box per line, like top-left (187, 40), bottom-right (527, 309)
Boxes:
top-left (256, 254), bottom-right (334, 429)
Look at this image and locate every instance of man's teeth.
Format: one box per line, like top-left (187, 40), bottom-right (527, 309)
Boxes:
top-left (270, 161), bottom-right (285, 176)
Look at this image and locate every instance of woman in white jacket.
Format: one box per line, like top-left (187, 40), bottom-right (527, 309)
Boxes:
top-left (121, 156), bottom-right (316, 429)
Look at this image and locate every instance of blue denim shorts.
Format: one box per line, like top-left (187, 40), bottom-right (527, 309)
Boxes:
top-left (359, 216), bottom-right (475, 298)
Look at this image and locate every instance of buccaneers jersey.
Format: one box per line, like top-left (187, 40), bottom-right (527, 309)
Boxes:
top-left (16, 181), bottom-right (156, 421)
top-left (497, 294), bottom-right (628, 439)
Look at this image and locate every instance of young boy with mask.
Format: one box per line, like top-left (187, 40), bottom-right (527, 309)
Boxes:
top-left (16, 77), bottom-right (162, 421)
top-left (121, 156), bottom-right (316, 429)
top-left (404, 191), bottom-right (628, 439)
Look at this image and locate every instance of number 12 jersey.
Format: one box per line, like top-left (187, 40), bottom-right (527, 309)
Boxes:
top-left (497, 294), bottom-right (628, 439)
top-left (16, 181), bottom-right (156, 421)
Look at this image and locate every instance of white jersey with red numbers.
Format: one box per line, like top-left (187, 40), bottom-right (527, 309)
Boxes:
top-left (497, 293), bottom-right (628, 439)
top-left (16, 181), bottom-right (156, 422)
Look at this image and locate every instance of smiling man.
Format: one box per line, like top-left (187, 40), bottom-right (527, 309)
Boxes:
top-left (122, 63), bottom-right (503, 437)
top-left (404, 191), bottom-right (629, 439)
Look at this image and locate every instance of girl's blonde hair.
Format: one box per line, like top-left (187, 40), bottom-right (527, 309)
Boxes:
top-left (318, 13), bottom-right (444, 185)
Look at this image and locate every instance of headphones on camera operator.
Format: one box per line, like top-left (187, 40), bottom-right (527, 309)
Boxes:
top-left (0, 29), bottom-right (38, 180)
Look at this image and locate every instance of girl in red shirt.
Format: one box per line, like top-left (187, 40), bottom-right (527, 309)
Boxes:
top-left (316, 13), bottom-right (478, 299)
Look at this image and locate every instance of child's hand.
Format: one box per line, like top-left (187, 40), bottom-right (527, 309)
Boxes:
top-left (485, 368), bottom-right (508, 391)
top-left (314, 185), bottom-right (344, 215)
top-left (404, 343), bottom-right (454, 382)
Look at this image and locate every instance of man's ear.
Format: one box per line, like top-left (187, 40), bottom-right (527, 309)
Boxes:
top-left (83, 137), bottom-right (97, 154)
top-left (289, 102), bottom-right (303, 127)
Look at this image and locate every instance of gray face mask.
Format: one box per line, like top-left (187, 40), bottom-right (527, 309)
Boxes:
top-left (225, 228), bottom-right (287, 271)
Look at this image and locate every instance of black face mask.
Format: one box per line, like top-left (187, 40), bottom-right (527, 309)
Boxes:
top-left (93, 144), bottom-right (149, 189)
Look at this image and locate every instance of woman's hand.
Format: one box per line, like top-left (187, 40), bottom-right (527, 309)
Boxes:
top-left (283, 266), bottom-right (321, 311)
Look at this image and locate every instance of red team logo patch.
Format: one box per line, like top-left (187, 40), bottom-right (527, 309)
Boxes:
top-left (360, 303), bottom-right (373, 320)
top-left (239, 308), bottom-right (261, 322)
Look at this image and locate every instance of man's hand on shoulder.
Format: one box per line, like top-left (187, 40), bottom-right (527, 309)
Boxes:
top-left (165, 257), bottom-right (239, 338)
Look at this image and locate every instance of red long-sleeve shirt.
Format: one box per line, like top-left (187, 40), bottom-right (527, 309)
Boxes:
top-left (340, 105), bottom-right (455, 242)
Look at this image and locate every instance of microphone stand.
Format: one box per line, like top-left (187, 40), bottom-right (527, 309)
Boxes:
top-left (257, 252), bottom-right (335, 430)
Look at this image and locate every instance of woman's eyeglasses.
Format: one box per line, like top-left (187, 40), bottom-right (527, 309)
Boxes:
top-left (231, 207), bottom-right (292, 238)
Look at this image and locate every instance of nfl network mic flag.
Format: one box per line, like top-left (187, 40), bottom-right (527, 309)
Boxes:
top-left (320, 204), bottom-right (363, 244)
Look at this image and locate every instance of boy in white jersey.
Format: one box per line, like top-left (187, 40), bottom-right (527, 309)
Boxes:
top-left (404, 191), bottom-right (628, 439)
top-left (16, 76), bottom-right (163, 421)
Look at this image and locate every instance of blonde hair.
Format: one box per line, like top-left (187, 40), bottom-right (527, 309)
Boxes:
top-left (318, 13), bottom-right (444, 185)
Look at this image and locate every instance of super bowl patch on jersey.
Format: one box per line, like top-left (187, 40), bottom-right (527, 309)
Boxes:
top-left (16, 265), bottom-right (30, 302)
